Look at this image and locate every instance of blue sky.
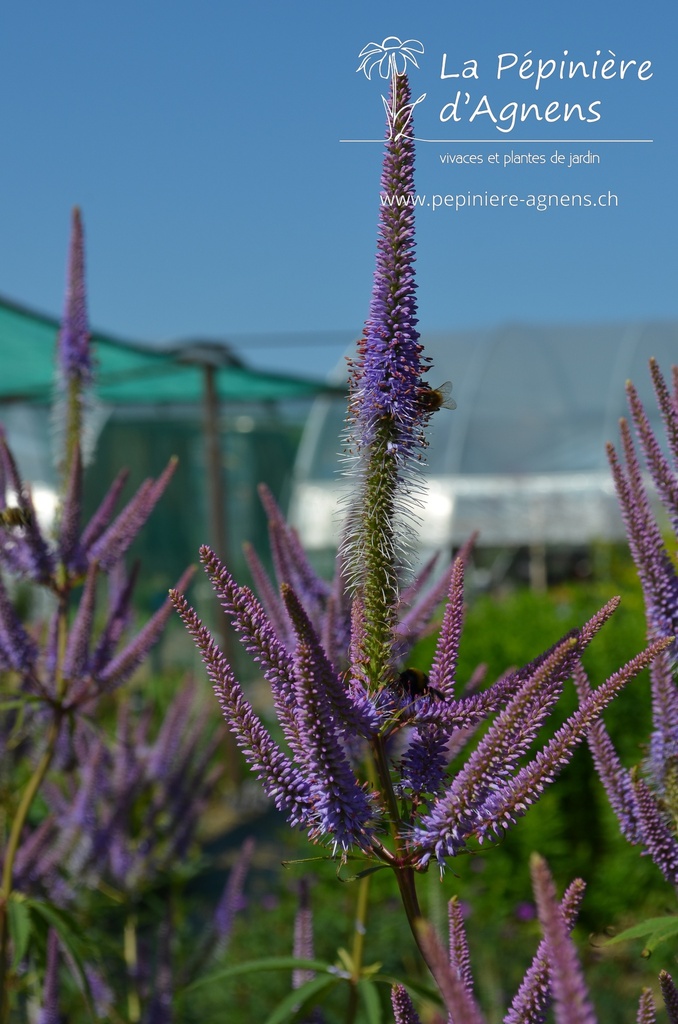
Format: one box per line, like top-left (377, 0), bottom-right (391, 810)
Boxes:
top-left (0, 0), bottom-right (674, 379)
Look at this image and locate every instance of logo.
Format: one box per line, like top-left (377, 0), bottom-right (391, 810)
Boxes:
top-left (356, 37), bottom-right (426, 141)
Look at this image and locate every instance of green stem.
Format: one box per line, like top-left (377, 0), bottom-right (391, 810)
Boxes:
top-left (0, 589), bottom-right (69, 1020)
top-left (345, 875), bottom-right (371, 1024)
top-left (369, 735), bottom-right (448, 990)
top-left (62, 377), bottom-right (82, 495)
top-left (392, 866), bottom-right (460, 1001)
top-left (0, 714), bottom-right (61, 1023)
top-left (361, 426), bottom-right (399, 689)
top-left (370, 736), bottom-right (401, 840)
top-left (125, 914), bottom-right (141, 1024)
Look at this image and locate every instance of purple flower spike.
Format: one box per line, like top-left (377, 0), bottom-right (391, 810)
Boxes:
top-left (448, 897), bottom-right (473, 996)
top-left (659, 970), bottom-right (678, 1024)
top-left (54, 208), bottom-right (95, 478)
top-left (258, 483), bottom-right (330, 618)
top-left (293, 877), bottom-right (315, 991)
top-left (91, 566), bottom-right (195, 700)
top-left (57, 208), bottom-right (92, 388)
top-left (348, 72), bottom-right (427, 460)
top-left (0, 572), bottom-right (38, 674)
top-left (473, 637), bottom-right (671, 847)
top-left (608, 423), bottom-right (678, 649)
top-left (637, 988), bottom-right (657, 1024)
top-left (626, 380), bottom-right (678, 536)
top-left (242, 539), bottom-right (293, 646)
top-left (411, 642), bottom-right (573, 863)
top-left (505, 877), bottom-right (586, 1024)
top-left (416, 919), bottom-right (487, 1024)
top-left (171, 590), bottom-right (313, 829)
top-left (282, 584), bottom-right (376, 853)
top-left (573, 661), bottom-right (643, 845)
top-left (213, 837), bottom-right (255, 955)
top-left (632, 775), bottom-right (678, 885)
top-left (649, 358), bottom-right (678, 468)
top-left (281, 582), bottom-right (377, 739)
top-left (647, 651), bottom-right (678, 800)
top-left (391, 984), bottom-right (423, 1024)
top-left (428, 556), bottom-right (465, 698)
top-left (37, 929), bottom-right (61, 1024)
top-left (199, 546), bottom-right (304, 756)
top-left (341, 72), bottom-right (434, 687)
top-left (89, 458), bottom-right (178, 571)
top-left (80, 467), bottom-right (130, 551)
top-left (0, 438), bottom-right (55, 583)
top-left (530, 855), bottom-right (596, 1024)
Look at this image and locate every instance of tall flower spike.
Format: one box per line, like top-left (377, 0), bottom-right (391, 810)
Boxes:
top-left (55, 207), bottom-right (94, 479)
top-left (659, 970), bottom-right (678, 1024)
top-left (292, 878), bottom-right (316, 991)
top-left (448, 897), bottom-right (473, 995)
top-left (342, 71), bottom-right (431, 691)
top-left (637, 989), bottom-right (657, 1024)
top-left (530, 855), bottom-right (597, 1024)
top-left (416, 920), bottom-right (486, 1024)
top-left (573, 661), bottom-right (643, 845)
top-left (391, 984), bottom-right (423, 1024)
top-left (282, 583), bottom-right (376, 853)
top-left (170, 590), bottom-right (314, 829)
top-left (504, 877), bottom-right (586, 1024)
top-left (37, 929), bottom-right (61, 1024)
top-left (471, 637), bottom-right (671, 849)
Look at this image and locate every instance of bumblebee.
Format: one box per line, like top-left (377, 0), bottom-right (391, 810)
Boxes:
top-left (397, 668), bottom-right (445, 703)
top-left (417, 381), bottom-right (456, 413)
top-left (0, 506), bottom-right (31, 529)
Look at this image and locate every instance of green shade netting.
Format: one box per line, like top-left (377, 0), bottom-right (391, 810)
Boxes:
top-left (0, 294), bottom-right (334, 404)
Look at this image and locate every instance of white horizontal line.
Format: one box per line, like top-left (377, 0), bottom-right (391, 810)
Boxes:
top-left (340, 138), bottom-right (653, 144)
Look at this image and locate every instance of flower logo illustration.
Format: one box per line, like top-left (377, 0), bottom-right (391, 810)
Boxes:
top-left (356, 37), bottom-right (424, 79)
top-left (357, 37), bottom-right (426, 141)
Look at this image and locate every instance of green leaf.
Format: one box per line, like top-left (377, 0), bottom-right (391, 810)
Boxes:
top-left (7, 894), bottom-right (31, 969)
top-left (336, 947), bottom-right (354, 973)
top-left (181, 956), bottom-right (338, 994)
top-left (359, 978), bottom-right (383, 1024)
top-left (263, 975), bottom-right (339, 1024)
top-left (605, 916), bottom-right (678, 950)
top-left (336, 863), bottom-right (389, 883)
top-left (281, 855), bottom-right (337, 868)
top-left (0, 699), bottom-right (35, 711)
top-left (24, 899), bottom-right (96, 1021)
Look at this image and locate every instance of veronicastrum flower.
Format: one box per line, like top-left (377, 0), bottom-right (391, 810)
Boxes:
top-left (0, 211), bottom-right (194, 1017)
top-left (342, 70), bottom-right (431, 690)
top-left (583, 361), bottom-right (678, 886)
top-left (176, 73), bottom-right (669, 1001)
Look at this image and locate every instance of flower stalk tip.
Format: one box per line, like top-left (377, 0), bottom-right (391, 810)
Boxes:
top-left (55, 207), bottom-right (94, 482)
top-left (342, 71), bottom-right (432, 692)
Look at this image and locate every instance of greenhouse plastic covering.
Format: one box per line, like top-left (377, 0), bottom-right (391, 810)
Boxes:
top-left (290, 322), bottom-right (678, 549)
top-left (0, 294), bottom-right (333, 404)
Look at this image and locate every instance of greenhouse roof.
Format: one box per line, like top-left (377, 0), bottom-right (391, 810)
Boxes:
top-left (0, 294), bottom-right (337, 404)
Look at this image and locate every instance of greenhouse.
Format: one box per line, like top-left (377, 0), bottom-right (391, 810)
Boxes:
top-left (290, 320), bottom-right (678, 561)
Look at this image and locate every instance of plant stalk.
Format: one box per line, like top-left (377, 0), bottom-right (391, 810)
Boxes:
top-left (345, 874), bottom-right (371, 1024)
top-left (0, 713), bottom-right (61, 1023)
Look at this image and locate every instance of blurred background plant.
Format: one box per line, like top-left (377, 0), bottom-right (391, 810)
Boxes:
top-left (0, 209), bottom-right (254, 1022)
